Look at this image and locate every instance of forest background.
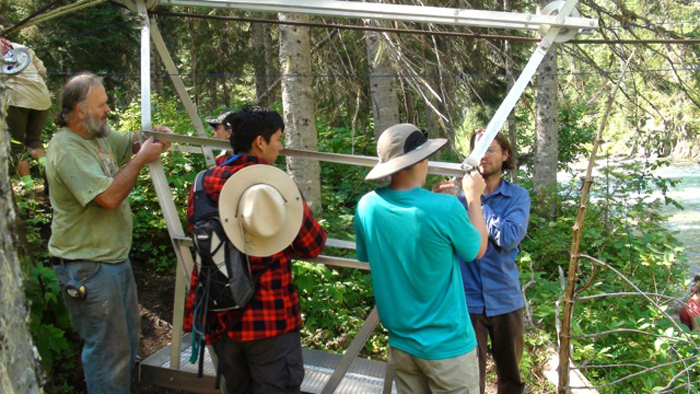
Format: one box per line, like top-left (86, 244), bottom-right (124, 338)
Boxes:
top-left (1, 0), bottom-right (700, 393)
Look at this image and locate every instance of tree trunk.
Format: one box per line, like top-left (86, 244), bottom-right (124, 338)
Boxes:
top-left (0, 78), bottom-right (42, 394)
top-left (208, 76), bottom-right (218, 112)
top-left (365, 31), bottom-right (400, 139)
top-left (221, 75), bottom-right (229, 107)
top-left (251, 12), bottom-right (270, 104)
top-left (263, 17), bottom-right (275, 103)
top-left (279, 13), bottom-right (322, 212)
top-left (533, 1), bottom-right (559, 216)
top-left (189, 8), bottom-right (199, 107)
top-left (150, 34), bottom-right (164, 96)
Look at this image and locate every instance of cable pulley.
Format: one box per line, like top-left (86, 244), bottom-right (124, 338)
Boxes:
top-left (539, 1), bottom-right (581, 43)
top-left (2, 47), bottom-right (32, 75)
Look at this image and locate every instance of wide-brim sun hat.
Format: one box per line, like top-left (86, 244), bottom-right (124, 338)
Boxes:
top-left (219, 165), bottom-right (303, 257)
top-left (365, 123), bottom-right (447, 181)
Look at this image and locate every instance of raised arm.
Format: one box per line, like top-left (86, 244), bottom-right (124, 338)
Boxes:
top-left (93, 137), bottom-right (163, 210)
top-left (462, 171), bottom-right (488, 259)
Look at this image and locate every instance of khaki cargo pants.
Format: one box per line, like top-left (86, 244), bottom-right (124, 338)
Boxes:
top-left (389, 347), bottom-right (480, 394)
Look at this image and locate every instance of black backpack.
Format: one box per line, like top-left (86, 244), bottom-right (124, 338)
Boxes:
top-left (191, 169), bottom-right (255, 312)
top-left (189, 169), bottom-right (268, 386)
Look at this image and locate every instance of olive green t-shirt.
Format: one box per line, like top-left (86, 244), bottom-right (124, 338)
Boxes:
top-left (46, 128), bottom-right (134, 263)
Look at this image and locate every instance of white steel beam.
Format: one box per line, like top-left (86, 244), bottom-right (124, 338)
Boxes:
top-left (141, 130), bottom-right (466, 177)
top-left (464, 0), bottom-right (579, 170)
top-left (321, 307), bottom-right (380, 394)
top-left (136, 0), bottom-right (200, 371)
top-left (157, 0), bottom-right (597, 31)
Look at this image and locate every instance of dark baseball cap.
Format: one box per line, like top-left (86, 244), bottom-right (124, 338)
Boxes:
top-left (205, 111), bottom-right (233, 128)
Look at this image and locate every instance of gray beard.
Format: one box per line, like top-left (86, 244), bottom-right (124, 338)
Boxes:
top-left (84, 112), bottom-right (109, 138)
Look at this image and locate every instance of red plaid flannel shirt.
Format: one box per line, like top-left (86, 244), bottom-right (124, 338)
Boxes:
top-left (183, 155), bottom-right (326, 344)
top-left (214, 154), bottom-right (230, 166)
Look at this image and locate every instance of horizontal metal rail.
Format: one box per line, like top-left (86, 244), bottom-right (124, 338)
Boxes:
top-left (157, 0), bottom-right (598, 31)
top-left (142, 130), bottom-right (466, 177)
top-left (174, 235), bottom-right (355, 249)
top-left (173, 235), bottom-right (368, 270)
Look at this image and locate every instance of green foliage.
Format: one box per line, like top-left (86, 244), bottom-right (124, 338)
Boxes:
top-left (8, 1), bottom-right (140, 101)
top-left (293, 261), bottom-right (386, 358)
top-left (521, 159), bottom-right (693, 392)
top-left (558, 105), bottom-right (596, 171)
top-left (14, 194), bottom-right (79, 393)
top-left (293, 117), bottom-right (389, 357)
top-left (113, 96), bottom-right (209, 273)
top-left (25, 263), bottom-right (72, 367)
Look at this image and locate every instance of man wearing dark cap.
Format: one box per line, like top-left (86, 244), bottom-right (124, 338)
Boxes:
top-left (205, 111), bottom-right (233, 165)
top-left (354, 123), bottom-right (488, 393)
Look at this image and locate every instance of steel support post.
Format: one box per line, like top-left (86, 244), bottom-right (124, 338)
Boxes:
top-left (158, 0), bottom-right (597, 31)
top-left (382, 355), bottom-right (394, 394)
top-left (320, 307), bottom-right (380, 394)
top-left (137, 0), bottom-right (198, 371)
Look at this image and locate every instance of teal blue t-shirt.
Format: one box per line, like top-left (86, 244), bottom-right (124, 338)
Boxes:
top-left (354, 187), bottom-right (481, 359)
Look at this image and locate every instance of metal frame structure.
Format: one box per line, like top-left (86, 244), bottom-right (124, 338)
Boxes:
top-left (125, 0), bottom-right (597, 392)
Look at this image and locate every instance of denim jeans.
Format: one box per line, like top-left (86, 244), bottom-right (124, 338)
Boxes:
top-left (54, 259), bottom-right (140, 394)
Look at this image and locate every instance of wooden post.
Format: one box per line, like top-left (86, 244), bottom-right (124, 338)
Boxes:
top-left (557, 51), bottom-right (635, 393)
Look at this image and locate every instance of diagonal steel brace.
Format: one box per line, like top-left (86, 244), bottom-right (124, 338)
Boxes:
top-left (463, 0), bottom-right (581, 172)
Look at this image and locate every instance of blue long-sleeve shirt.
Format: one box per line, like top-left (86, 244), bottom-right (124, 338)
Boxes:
top-left (457, 179), bottom-right (531, 316)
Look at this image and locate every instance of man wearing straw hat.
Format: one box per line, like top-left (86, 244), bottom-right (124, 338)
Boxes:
top-left (354, 123), bottom-right (488, 393)
top-left (184, 104), bottom-right (326, 393)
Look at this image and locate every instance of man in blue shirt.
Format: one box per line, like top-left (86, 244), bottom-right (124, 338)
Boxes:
top-left (437, 131), bottom-right (530, 393)
top-left (355, 123), bottom-right (488, 393)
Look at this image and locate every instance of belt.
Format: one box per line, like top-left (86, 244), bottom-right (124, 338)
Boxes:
top-left (50, 256), bottom-right (83, 266)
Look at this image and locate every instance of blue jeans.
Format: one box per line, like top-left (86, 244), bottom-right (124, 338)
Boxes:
top-left (54, 259), bottom-right (140, 394)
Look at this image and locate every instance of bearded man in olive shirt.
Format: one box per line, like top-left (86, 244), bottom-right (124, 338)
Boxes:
top-left (46, 73), bottom-right (171, 393)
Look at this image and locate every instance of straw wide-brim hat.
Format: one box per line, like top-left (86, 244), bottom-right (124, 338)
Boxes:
top-left (219, 165), bottom-right (303, 257)
top-left (365, 123), bottom-right (447, 181)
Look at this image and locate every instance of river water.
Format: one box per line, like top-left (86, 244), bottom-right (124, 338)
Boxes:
top-left (655, 162), bottom-right (700, 277)
top-left (560, 161), bottom-right (700, 278)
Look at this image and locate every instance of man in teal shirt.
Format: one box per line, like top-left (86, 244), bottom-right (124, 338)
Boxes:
top-left (355, 123), bottom-right (488, 393)
top-left (46, 73), bottom-right (170, 393)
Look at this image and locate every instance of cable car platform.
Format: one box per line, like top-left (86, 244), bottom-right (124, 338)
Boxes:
top-left (140, 334), bottom-right (396, 393)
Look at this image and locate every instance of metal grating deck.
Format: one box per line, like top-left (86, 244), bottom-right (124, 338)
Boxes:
top-left (140, 335), bottom-right (395, 393)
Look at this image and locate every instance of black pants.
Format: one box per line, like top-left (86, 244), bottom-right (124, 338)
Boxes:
top-left (470, 309), bottom-right (525, 394)
top-left (213, 330), bottom-right (304, 394)
top-left (6, 105), bottom-right (48, 162)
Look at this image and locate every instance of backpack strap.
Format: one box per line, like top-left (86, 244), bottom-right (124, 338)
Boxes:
top-left (192, 169), bottom-right (219, 223)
